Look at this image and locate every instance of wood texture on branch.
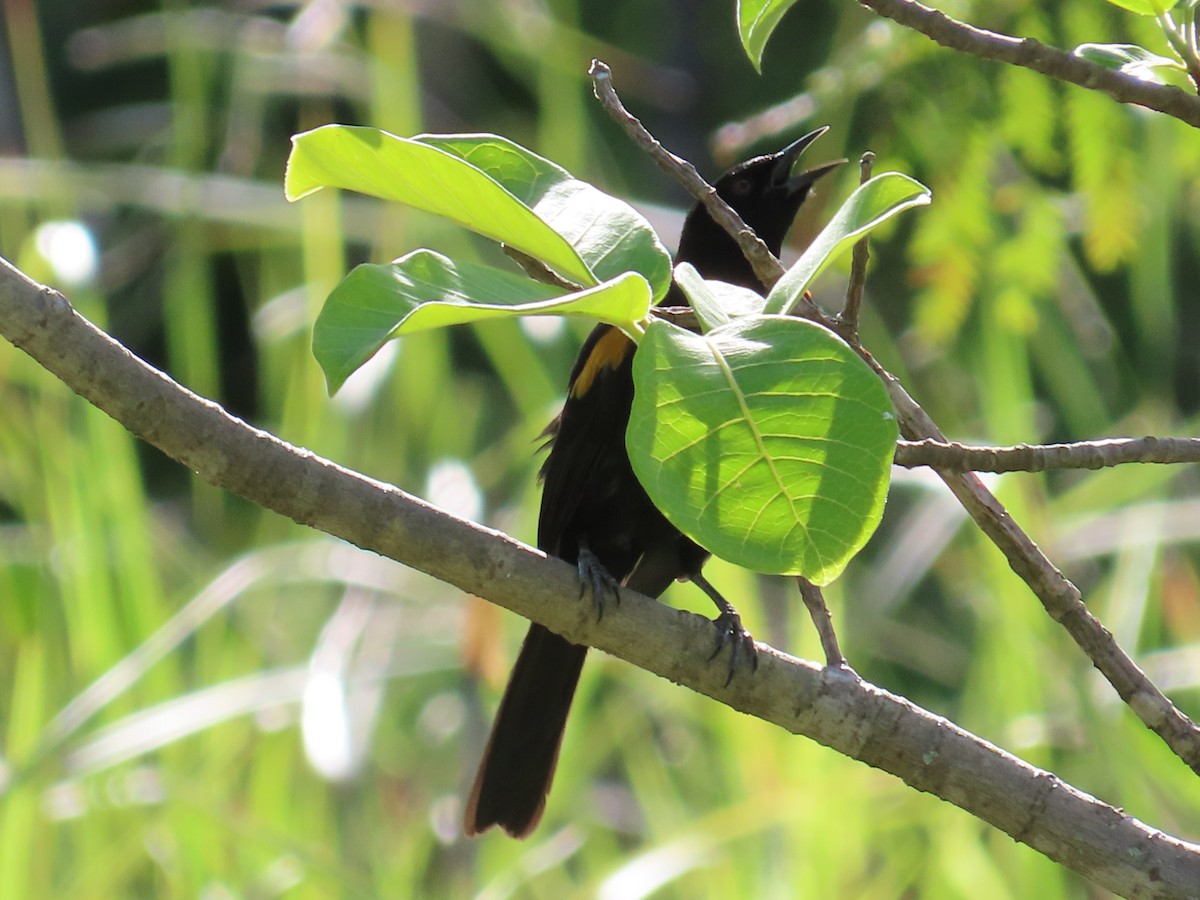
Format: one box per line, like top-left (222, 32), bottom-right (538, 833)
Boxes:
top-left (860, 0), bottom-right (1200, 127)
top-left (897, 437), bottom-right (1200, 472)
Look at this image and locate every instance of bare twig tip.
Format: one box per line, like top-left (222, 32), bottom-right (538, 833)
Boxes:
top-left (858, 152), bottom-right (875, 185)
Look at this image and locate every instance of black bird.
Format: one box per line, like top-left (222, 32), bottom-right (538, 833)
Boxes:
top-left (464, 128), bottom-right (843, 838)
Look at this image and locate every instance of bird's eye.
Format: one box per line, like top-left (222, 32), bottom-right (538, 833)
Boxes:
top-left (729, 177), bottom-right (753, 196)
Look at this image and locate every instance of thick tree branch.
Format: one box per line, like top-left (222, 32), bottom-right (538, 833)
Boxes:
top-left (859, 0), bottom-right (1200, 128)
top-left (2, 255), bottom-right (1199, 898)
top-left (897, 436), bottom-right (1200, 471)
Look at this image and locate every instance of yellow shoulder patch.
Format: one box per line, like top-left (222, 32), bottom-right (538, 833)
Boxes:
top-left (569, 328), bottom-right (633, 398)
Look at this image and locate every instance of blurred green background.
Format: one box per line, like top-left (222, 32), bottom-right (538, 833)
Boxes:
top-left (1, 1), bottom-right (1199, 897)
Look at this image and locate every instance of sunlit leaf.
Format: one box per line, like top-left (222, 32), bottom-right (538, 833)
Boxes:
top-left (764, 173), bottom-right (931, 315)
top-left (314, 250), bottom-right (651, 394)
top-left (419, 134), bottom-right (672, 301)
top-left (737, 0), bottom-right (800, 72)
top-left (285, 125), bottom-right (595, 287)
top-left (628, 316), bottom-right (897, 583)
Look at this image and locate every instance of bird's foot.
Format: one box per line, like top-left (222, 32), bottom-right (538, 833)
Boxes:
top-left (709, 608), bottom-right (759, 687)
top-left (577, 544), bottom-right (621, 622)
top-left (688, 569), bottom-right (759, 686)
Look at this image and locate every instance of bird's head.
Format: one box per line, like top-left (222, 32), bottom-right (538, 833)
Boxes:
top-left (674, 127), bottom-right (845, 294)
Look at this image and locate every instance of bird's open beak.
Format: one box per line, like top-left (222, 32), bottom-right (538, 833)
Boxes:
top-left (770, 126), bottom-right (847, 194)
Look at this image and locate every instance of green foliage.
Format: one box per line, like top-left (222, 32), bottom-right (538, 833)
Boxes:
top-left (999, 63), bottom-right (1063, 173)
top-left (1066, 82), bottom-right (1142, 272)
top-left (908, 131), bottom-right (998, 344)
top-left (627, 316), bottom-right (897, 583)
top-left (293, 130), bottom-right (922, 579)
top-left (289, 126), bottom-right (671, 391)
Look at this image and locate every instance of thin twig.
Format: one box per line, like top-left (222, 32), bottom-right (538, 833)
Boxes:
top-left (858, 0), bottom-right (1200, 127)
top-left (1190, 9), bottom-right (1199, 66)
top-left (840, 152), bottom-right (874, 335)
top-left (796, 577), bottom-right (846, 668)
top-left (897, 436), bottom-right (1200, 472)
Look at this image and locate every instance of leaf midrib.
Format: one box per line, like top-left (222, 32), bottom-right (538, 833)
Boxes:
top-left (702, 334), bottom-right (828, 565)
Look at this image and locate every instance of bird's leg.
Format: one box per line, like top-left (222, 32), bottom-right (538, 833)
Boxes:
top-left (577, 541), bottom-right (621, 622)
top-left (688, 570), bottom-right (759, 686)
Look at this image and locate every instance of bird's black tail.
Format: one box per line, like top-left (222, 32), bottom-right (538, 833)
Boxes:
top-left (463, 623), bottom-right (587, 837)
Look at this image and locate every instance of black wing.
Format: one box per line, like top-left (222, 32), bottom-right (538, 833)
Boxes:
top-left (536, 324), bottom-right (639, 567)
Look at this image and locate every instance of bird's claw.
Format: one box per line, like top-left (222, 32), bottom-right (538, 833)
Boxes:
top-left (577, 545), bottom-right (621, 622)
top-left (708, 610), bottom-right (759, 687)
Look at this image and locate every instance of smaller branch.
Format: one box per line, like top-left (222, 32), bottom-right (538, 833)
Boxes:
top-left (588, 59), bottom-right (788, 293)
top-left (896, 436), bottom-right (1200, 472)
top-left (796, 577), bottom-right (846, 668)
top-left (839, 151), bottom-right (874, 336)
top-left (859, 0), bottom-right (1200, 127)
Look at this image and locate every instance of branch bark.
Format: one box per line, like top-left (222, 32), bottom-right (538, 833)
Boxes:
top-left (859, 0), bottom-right (1200, 128)
top-left (2, 255), bottom-right (1200, 897)
top-left (897, 436), bottom-right (1200, 471)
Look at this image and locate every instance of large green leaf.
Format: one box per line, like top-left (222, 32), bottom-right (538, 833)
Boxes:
top-left (285, 125), bottom-right (595, 287)
top-left (628, 316), bottom-right (897, 583)
top-left (418, 134), bottom-right (672, 301)
top-left (314, 250), bottom-right (651, 394)
top-left (764, 173), bottom-right (931, 315)
top-left (737, 0), bottom-right (800, 72)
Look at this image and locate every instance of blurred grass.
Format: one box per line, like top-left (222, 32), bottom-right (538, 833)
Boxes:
top-left (0, 1), bottom-right (1198, 898)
